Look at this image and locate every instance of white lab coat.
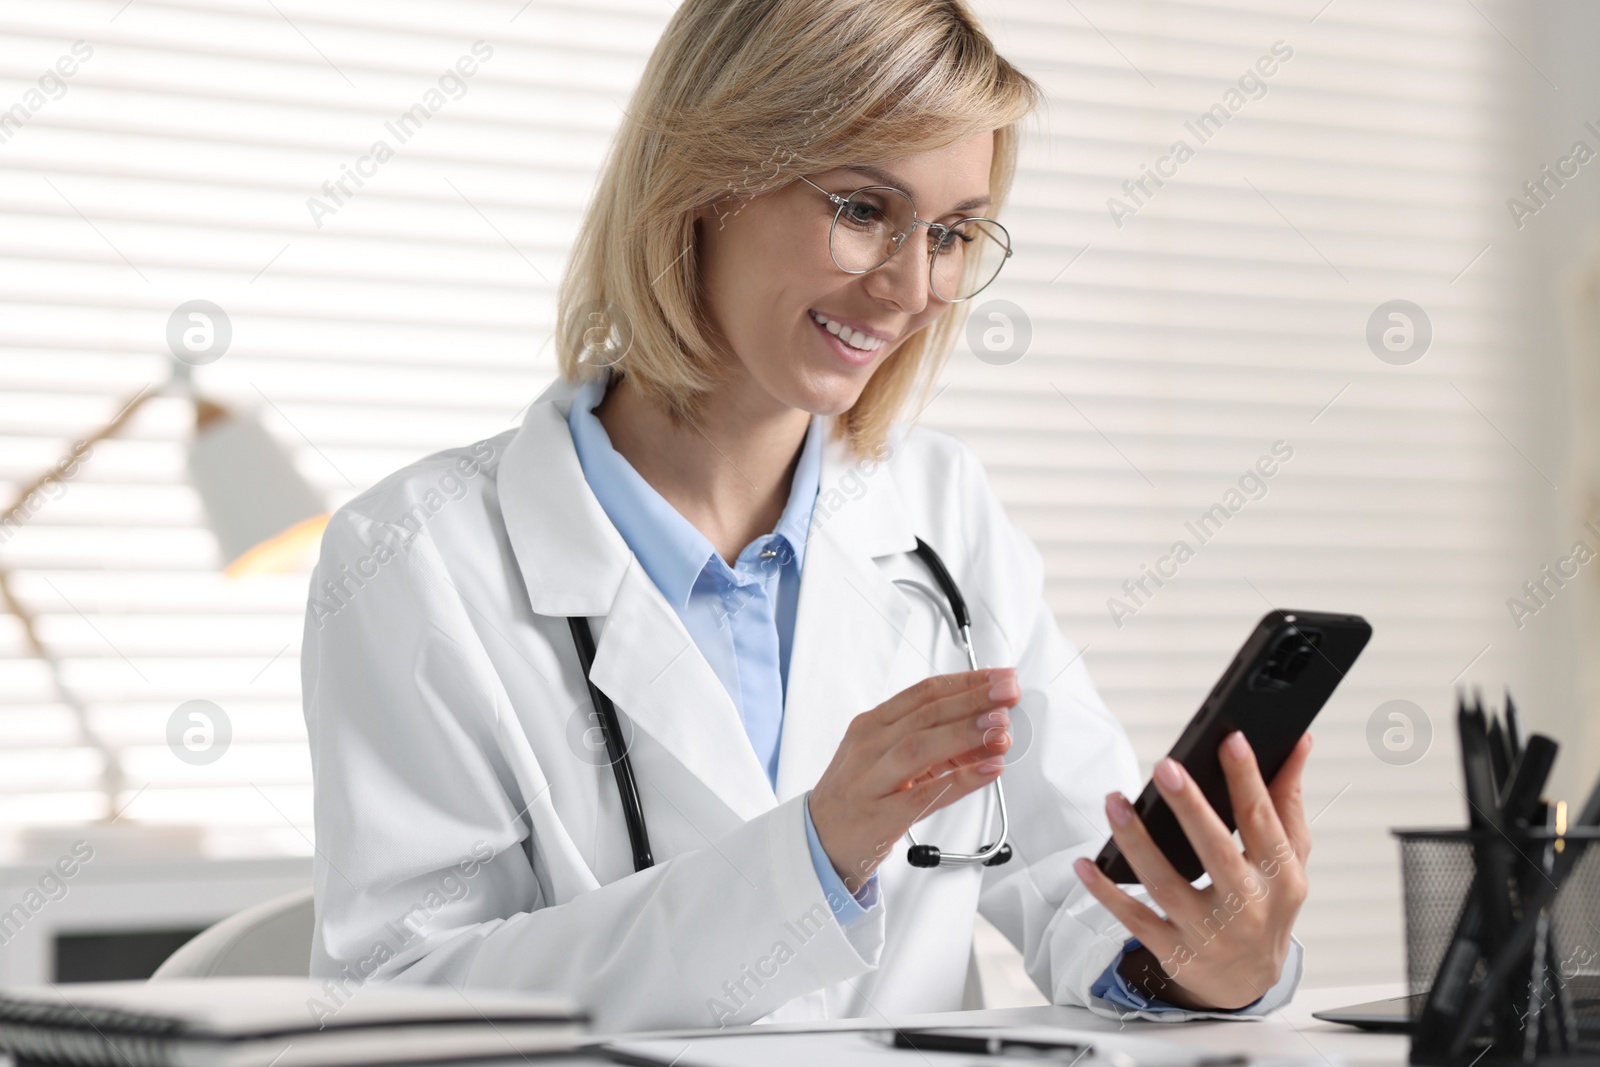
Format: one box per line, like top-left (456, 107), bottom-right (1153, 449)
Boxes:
top-left (300, 375), bottom-right (1302, 1033)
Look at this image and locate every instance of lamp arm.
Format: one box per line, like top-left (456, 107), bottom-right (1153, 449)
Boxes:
top-left (0, 377), bottom-right (176, 822)
top-left (0, 384), bottom-right (162, 531)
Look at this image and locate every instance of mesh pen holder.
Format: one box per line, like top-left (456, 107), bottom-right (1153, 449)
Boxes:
top-left (1395, 826), bottom-right (1600, 1065)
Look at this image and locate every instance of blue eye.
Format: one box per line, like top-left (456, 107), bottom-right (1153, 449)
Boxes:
top-left (843, 201), bottom-right (883, 226)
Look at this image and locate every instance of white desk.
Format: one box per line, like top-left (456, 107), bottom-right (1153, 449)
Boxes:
top-left (593, 983), bottom-right (1412, 1066)
top-left (895, 983), bottom-right (1408, 1064)
top-left (0, 983), bottom-right (1407, 1067)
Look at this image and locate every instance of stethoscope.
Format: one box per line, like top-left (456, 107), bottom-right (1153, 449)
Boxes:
top-left (566, 537), bottom-right (1012, 874)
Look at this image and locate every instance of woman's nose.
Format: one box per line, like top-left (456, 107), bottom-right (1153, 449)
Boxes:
top-left (867, 237), bottom-right (941, 313)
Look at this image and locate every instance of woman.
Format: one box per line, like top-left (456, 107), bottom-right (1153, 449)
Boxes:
top-left (302, 0), bottom-right (1310, 1033)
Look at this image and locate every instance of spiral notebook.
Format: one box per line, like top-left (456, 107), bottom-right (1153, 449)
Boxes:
top-left (0, 977), bottom-right (583, 1067)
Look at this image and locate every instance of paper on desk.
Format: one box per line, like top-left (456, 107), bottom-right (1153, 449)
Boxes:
top-left (604, 1026), bottom-right (1347, 1067)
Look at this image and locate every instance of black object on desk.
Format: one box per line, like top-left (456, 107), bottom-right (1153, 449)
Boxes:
top-left (1407, 695), bottom-right (1561, 1060)
top-left (1313, 704), bottom-right (1563, 1041)
top-left (1317, 687), bottom-right (1600, 1064)
top-left (892, 1028), bottom-right (1092, 1057)
top-left (1400, 689), bottom-right (1600, 1065)
top-left (1311, 975), bottom-right (1600, 1035)
top-left (1405, 734), bottom-right (1559, 1049)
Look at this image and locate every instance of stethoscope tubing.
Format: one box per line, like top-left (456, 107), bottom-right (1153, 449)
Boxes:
top-left (567, 615), bottom-right (655, 872)
top-left (566, 537), bottom-right (1010, 874)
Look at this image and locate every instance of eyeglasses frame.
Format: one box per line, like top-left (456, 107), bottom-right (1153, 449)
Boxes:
top-left (794, 173), bottom-right (1013, 303)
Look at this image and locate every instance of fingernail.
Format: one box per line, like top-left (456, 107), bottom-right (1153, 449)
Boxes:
top-left (978, 709), bottom-right (1009, 728)
top-left (987, 669), bottom-right (1018, 701)
top-left (1106, 791), bottom-right (1132, 826)
top-left (1155, 758), bottom-right (1184, 791)
top-left (1225, 731), bottom-right (1250, 760)
top-left (977, 757), bottom-right (1005, 774)
top-left (1073, 857), bottom-right (1096, 882)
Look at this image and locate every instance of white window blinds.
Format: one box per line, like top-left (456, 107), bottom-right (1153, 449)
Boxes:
top-left (0, 0), bottom-right (1534, 986)
top-left (954, 0), bottom-right (1531, 988)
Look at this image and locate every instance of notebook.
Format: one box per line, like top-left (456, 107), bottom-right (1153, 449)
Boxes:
top-left (0, 977), bottom-right (583, 1067)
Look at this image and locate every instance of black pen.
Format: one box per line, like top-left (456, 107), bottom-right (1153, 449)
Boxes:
top-left (1462, 701), bottom-right (1516, 1027)
top-left (888, 1028), bottom-right (1141, 1065)
top-left (1503, 686), bottom-right (1523, 761)
top-left (893, 1029), bottom-right (1091, 1056)
top-left (1485, 713), bottom-right (1510, 794)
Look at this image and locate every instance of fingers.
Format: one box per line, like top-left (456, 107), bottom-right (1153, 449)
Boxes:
top-left (893, 758), bottom-right (1003, 824)
top-left (1071, 855), bottom-right (1179, 961)
top-left (863, 669), bottom-right (1018, 786)
top-left (1100, 790), bottom-right (1201, 916)
top-left (877, 669), bottom-right (1018, 733)
top-left (906, 670), bottom-right (1016, 738)
top-left (874, 670), bottom-right (993, 726)
top-left (879, 703), bottom-right (1011, 787)
top-left (1150, 756), bottom-right (1251, 887)
top-left (1265, 732), bottom-right (1314, 866)
top-left (1217, 731), bottom-right (1301, 874)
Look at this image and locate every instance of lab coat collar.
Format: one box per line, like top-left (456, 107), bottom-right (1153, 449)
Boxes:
top-left (496, 374), bottom-right (920, 818)
top-left (496, 374), bottom-right (631, 618)
top-left (499, 373), bottom-right (916, 611)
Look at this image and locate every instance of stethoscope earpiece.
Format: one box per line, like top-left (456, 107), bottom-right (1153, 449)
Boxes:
top-left (982, 843), bottom-right (1013, 867)
top-left (906, 842), bottom-right (1014, 868)
top-left (906, 839), bottom-right (1015, 869)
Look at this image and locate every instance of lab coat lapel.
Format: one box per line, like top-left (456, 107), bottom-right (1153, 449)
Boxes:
top-left (586, 563), bottom-right (778, 823)
top-left (775, 428), bottom-right (919, 803)
top-left (497, 377), bottom-right (776, 824)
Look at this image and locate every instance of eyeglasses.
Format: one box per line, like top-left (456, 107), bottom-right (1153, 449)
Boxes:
top-left (796, 174), bottom-right (1012, 303)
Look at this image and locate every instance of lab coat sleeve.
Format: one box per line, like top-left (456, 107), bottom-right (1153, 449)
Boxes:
top-left (804, 792), bottom-right (881, 922)
top-left (301, 503), bottom-right (885, 1034)
top-left (939, 442), bottom-right (1305, 1022)
top-left (1092, 937), bottom-right (1303, 1018)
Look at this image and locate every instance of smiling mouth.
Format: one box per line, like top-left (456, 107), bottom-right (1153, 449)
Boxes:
top-left (809, 309), bottom-right (886, 353)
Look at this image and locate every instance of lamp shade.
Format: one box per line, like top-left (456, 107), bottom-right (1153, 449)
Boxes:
top-left (186, 399), bottom-right (327, 576)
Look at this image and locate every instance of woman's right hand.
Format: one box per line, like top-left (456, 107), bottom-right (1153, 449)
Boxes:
top-left (807, 668), bottom-right (1019, 894)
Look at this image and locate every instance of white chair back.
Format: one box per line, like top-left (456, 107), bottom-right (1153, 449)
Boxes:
top-left (151, 887), bottom-right (314, 979)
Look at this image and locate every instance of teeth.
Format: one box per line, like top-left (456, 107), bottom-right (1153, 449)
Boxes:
top-left (809, 310), bottom-right (883, 352)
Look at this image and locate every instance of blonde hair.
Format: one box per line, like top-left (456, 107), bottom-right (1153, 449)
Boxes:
top-left (555, 0), bottom-right (1043, 458)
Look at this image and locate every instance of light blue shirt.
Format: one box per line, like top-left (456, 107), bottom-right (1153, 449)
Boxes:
top-left (1090, 936), bottom-right (1265, 1014)
top-left (566, 374), bottom-right (879, 922)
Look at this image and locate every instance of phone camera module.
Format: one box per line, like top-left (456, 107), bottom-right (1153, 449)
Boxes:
top-left (1251, 628), bottom-right (1322, 691)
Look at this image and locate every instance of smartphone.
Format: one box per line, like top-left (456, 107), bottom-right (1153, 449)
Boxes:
top-left (1094, 608), bottom-right (1371, 884)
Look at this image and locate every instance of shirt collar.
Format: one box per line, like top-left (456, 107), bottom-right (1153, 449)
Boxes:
top-left (566, 373), bottom-right (823, 609)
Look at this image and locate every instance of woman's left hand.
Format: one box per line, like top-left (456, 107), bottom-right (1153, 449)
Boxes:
top-left (1072, 730), bottom-right (1314, 1012)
